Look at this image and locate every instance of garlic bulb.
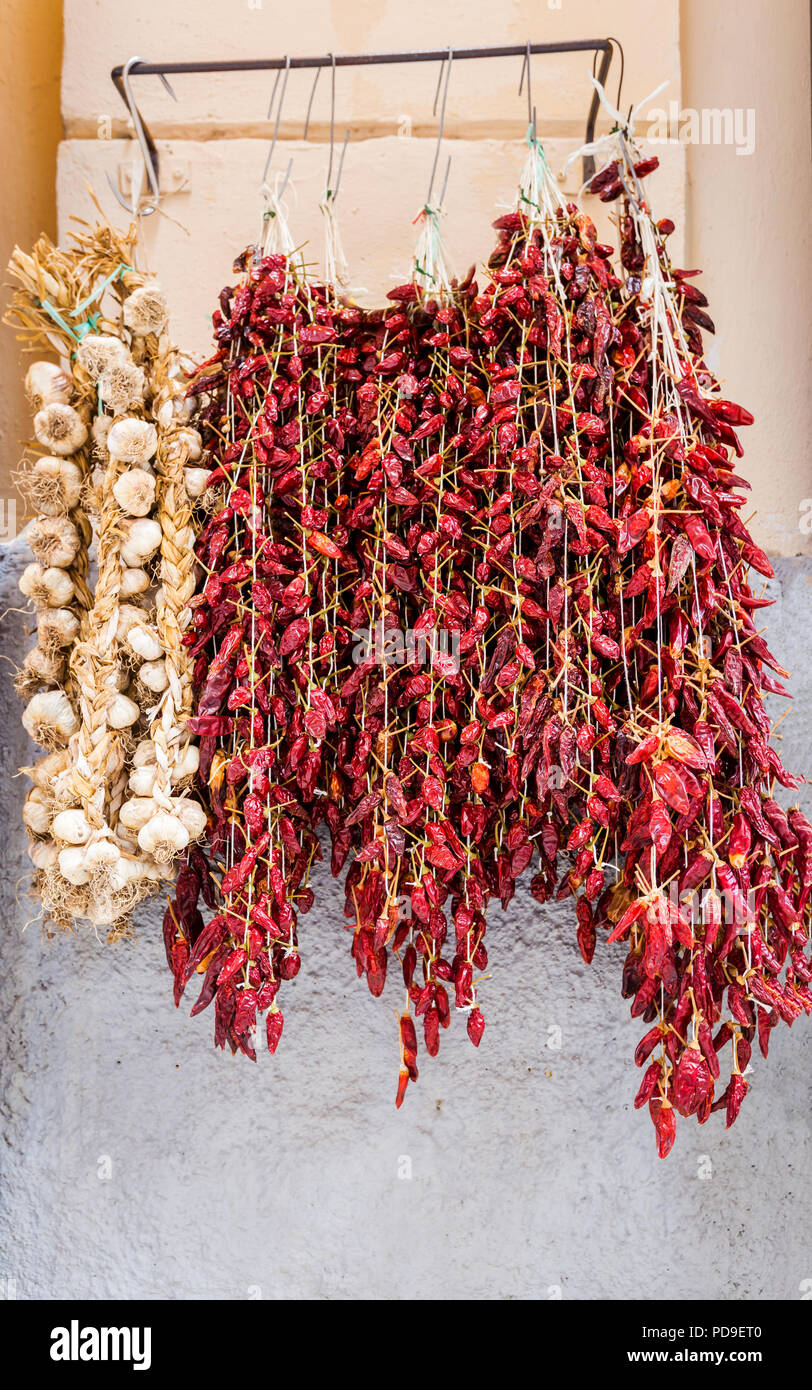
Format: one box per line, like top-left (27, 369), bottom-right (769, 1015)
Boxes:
top-left (98, 361), bottom-right (146, 414)
top-left (84, 839), bottom-right (121, 871)
top-left (183, 467), bottom-right (211, 499)
top-left (120, 518), bottom-right (161, 567)
top-left (23, 644), bottom-right (66, 684)
top-left (28, 839), bottom-right (58, 869)
top-left (19, 563), bottom-right (75, 608)
top-left (139, 659), bottom-right (168, 692)
top-left (37, 607), bottom-right (80, 649)
top-left (22, 690), bottom-right (78, 746)
top-left (171, 798), bottom-right (207, 840)
top-left (51, 808), bottom-right (93, 845)
top-left (21, 748), bottom-right (70, 789)
top-left (107, 856), bottom-right (143, 890)
top-left (120, 567), bottom-right (150, 599)
top-left (107, 694), bottom-right (140, 729)
top-left (76, 333), bottom-right (129, 380)
top-left (33, 403), bottom-right (87, 456)
top-left (107, 418), bottom-right (157, 465)
top-left (127, 623), bottom-right (163, 661)
top-left (28, 455), bottom-right (84, 515)
top-left (25, 361), bottom-right (72, 411)
top-left (116, 603), bottom-right (150, 640)
top-left (137, 812), bottom-right (189, 862)
top-left (170, 744), bottom-right (199, 782)
top-left (128, 764), bottom-right (158, 796)
top-left (113, 468), bottom-right (156, 517)
top-left (22, 788), bottom-right (52, 836)
top-left (59, 846), bottom-right (91, 885)
top-left (26, 516), bottom-right (80, 569)
top-left (119, 796), bottom-right (156, 831)
top-left (123, 284), bottom-right (169, 337)
top-left (132, 739), bottom-right (156, 767)
top-left (177, 427), bottom-right (203, 462)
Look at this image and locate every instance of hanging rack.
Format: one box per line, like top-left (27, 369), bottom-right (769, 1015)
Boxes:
top-left (110, 39), bottom-right (618, 207)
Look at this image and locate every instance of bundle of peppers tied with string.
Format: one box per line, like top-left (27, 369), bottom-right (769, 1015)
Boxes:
top-left (126, 110), bottom-right (809, 1153)
top-left (8, 215), bottom-right (206, 935)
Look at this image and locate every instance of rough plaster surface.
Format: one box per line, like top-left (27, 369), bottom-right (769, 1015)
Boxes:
top-left (1, 541), bottom-right (811, 1301)
top-left (61, 0), bottom-right (680, 140)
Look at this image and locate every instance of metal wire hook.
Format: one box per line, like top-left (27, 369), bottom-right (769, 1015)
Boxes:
top-left (106, 56), bottom-right (177, 216)
top-left (606, 36), bottom-right (626, 112)
top-left (426, 45), bottom-right (453, 208)
top-left (303, 65), bottom-right (322, 139)
top-left (518, 39), bottom-right (534, 130)
top-left (262, 55), bottom-right (292, 188)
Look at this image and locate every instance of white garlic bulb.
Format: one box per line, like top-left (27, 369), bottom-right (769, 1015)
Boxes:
top-left (178, 428), bottom-right (203, 462)
top-left (128, 764), bottom-right (157, 796)
top-left (120, 567), bottom-right (150, 599)
top-left (106, 417), bottom-right (157, 465)
top-left (119, 796), bottom-right (157, 831)
top-left (58, 846), bottom-right (91, 886)
top-left (183, 467), bottom-right (211, 499)
top-left (98, 361), bottom-right (146, 414)
top-left (21, 747), bottom-right (70, 790)
top-left (113, 468), bottom-right (156, 517)
top-left (139, 659), bottom-right (168, 692)
top-left (26, 516), bottom-right (80, 568)
top-left (22, 690), bottom-right (78, 746)
top-left (37, 607), bottom-right (80, 649)
top-left (28, 455), bottom-right (84, 515)
top-left (116, 603), bottom-right (150, 640)
top-left (19, 563), bottom-right (75, 608)
top-left (107, 694), bottom-right (140, 729)
top-left (137, 812), bottom-right (189, 862)
top-left (123, 284), bottom-right (169, 337)
top-left (84, 839), bottom-right (121, 871)
top-left (51, 808), bottom-right (93, 845)
top-left (33, 403), bottom-right (87, 456)
top-left (25, 361), bottom-right (72, 411)
top-left (170, 744), bottom-right (199, 782)
top-left (76, 334), bottom-right (129, 380)
top-left (22, 788), bottom-right (52, 836)
top-left (132, 739), bottom-right (156, 767)
top-left (23, 644), bottom-right (66, 684)
top-left (127, 623), bottom-right (163, 661)
top-left (120, 518), bottom-right (162, 567)
top-left (28, 839), bottom-right (59, 869)
top-left (171, 798), bottom-right (207, 840)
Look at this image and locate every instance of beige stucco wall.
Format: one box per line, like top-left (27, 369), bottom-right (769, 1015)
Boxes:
top-left (4, 0), bottom-right (809, 554)
top-left (0, 0), bottom-right (63, 496)
top-left (681, 0), bottom-right (812, 555)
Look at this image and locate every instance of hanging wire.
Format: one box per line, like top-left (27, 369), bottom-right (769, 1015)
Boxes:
top-left (303, 65), bottom-right (322, 139)
top-left (425, 46), bottom-right (454, 209)
top-left (518, 38), bottom-right (538, 140)
top-left (262, 54), bottom-right (293, 190)
top-left (106, 55), bottom-right (177, 215)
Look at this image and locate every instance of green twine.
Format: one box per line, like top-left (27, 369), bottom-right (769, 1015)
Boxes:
top-left (37, 262), bottom-right (132, 349)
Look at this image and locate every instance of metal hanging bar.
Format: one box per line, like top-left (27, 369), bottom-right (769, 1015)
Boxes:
top-left (110, 39), bottom-right (615, 199)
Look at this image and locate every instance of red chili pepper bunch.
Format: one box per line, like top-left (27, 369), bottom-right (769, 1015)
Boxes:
top-left (545, 152), bottom-right (812, 1156)
top-left (163, 249), bottom-right (366, 1058)
top-left (330, 277), bottom-right (500, 1092)
top-left (356, 198), bottom-right (647, 1105)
